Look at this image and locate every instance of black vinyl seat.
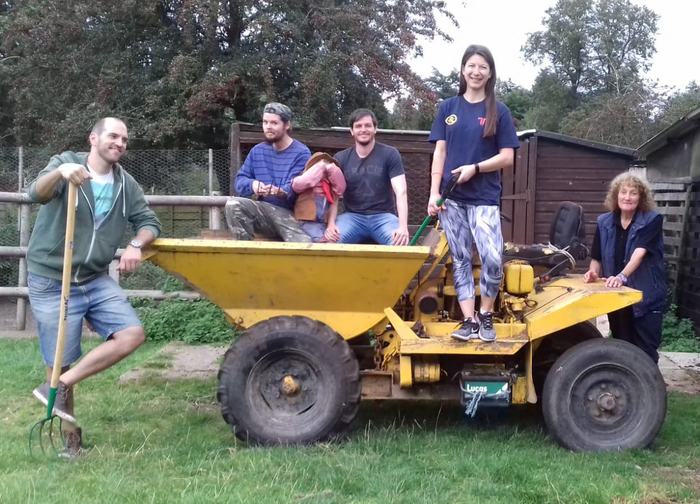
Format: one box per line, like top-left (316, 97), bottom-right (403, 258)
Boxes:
top-left (503, 201), bottom-right (589, 280)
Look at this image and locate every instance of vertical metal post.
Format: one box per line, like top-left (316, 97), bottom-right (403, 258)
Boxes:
top-left (208, 149), bottom-right (214, 195)
top-left (17, 147), bottom-right (23, 229)
top-left (17, 205), bottom-right (31, 330)
top-left (230, 123), bottom-right (241, 196)
top-left (210, 191), bottom-right (221, 230)
top-left (109, 260), bottom-right (120, 284)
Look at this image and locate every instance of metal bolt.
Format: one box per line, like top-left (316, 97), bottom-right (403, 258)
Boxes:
top-left (600, 384), bottom-right (606, 390)
top-left (588, 395), bottom-right (594, 401)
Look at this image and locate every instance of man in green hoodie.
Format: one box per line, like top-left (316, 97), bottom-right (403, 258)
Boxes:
top-left (26, 117), bottom-right (161, 448)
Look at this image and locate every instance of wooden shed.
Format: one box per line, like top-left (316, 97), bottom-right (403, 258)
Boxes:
top-left (638, 107), bottom-right (700, 326)
top-left (514, 130), bottom-right (636, 248)
top-left (229, 124), bottom-right (635, 250)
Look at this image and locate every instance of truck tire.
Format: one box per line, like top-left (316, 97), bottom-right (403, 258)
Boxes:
top-left (542, 338), bottom-right (667, 451)
top-left (217, 316), bottom-right (361, 445)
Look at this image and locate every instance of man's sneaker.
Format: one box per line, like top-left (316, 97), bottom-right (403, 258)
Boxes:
top-left (477, 311), bottom-right (497, 342)
top-left (33, 380), bottom-right (76, 424)
top-left (451, 318), bottom-right (480, 342)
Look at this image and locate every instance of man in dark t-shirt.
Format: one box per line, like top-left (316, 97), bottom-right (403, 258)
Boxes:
top-left (325, 109), bottom-right (409, 245)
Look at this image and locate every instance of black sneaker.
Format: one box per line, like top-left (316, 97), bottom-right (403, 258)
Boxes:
top-left (451, 318), bottom-right (480, 342)
top-left (33, 380), bottom-right (76, 424)
top-left (477, 311), bottom-right (497, 342)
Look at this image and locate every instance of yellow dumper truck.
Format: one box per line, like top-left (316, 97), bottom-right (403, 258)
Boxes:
top-left (145, 205), bottom-right (666, 452)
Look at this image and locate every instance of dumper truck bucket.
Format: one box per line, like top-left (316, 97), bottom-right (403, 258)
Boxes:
top-left (146, 239), bottom-right (430, 340)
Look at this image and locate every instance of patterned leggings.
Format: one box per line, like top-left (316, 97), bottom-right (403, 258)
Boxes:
top-left (439, 200), bottom-right (503, 301)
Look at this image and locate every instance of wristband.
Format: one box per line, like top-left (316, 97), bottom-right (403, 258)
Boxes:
top-left (474, 163), bottom-right (480, 175)
top-left (616, 273), bottom-right (627, 284)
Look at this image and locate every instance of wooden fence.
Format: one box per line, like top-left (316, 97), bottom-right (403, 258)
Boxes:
top-left (652, 180), bottom-right (700, 326)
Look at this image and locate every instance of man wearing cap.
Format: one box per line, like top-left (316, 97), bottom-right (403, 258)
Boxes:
top-left (227, 102), bottom-right (312, 242)
top-left (325, 108), bottom-right (409, 246)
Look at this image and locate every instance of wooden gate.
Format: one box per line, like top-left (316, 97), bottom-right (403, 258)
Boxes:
top-left (501, 137), bottom-right (537, 244)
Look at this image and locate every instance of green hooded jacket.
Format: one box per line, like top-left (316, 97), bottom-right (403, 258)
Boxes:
top-left (27, 151), bottom-right (162, 283)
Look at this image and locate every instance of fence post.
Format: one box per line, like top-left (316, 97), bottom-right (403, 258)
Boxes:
top-left (230, 123), bottom-right (241, 196)
top-left (208, 148), bottom-right (214, 195)
top-left (210, 191), bottom-right (221, 230)
top-left (16, 153), bottom-right (30, 329)
top-left (16, 146), bottom-right (23, 230)
top-left (109, 260), bottom-right (120, 284)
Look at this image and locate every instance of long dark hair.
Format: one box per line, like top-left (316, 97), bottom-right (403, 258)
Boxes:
top-left (458, 44), bottom-right (497, 138)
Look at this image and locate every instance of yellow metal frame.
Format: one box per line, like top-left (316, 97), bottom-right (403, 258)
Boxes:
top-left (524, 276), bottom-right (642, 339)
top-left (147, 239), bottom-right (429, 339)
top-left (145, 237), bottom-right (645, 406)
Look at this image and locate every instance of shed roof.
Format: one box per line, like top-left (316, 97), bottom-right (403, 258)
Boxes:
top-left (517, 130), bottom-right (637, 158)
top-left (239, 123), bottom-right (637, 158)
top-left (637, 106), bottom-right (700, 158)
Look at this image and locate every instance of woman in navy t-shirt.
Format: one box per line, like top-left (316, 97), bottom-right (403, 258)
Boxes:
top-left (427, 44), bottom-right (520, 343)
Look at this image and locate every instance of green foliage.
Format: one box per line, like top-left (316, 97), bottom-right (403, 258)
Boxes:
top-left (496, 79), bottom-right (532, 123)
top-left (426, 68), bottom-right (460, 101)
top-left (559, 81), bottom-right (661, 147)
top-left (131, 298), bottom-right (239, 345)
top-left (521, 70), bottom-right (577, 131)
top-left (0, 206), bottom-right (18, 286)
top-left (655, 81), bottom-right (700, 131)
top-left (120, 262), bottom-right (188, 292)
top-left (662, 304), bottom-right (700, 353)
top-left (522, 0), bottom-right (658, 96)
top-left (0, 0), bottom-right (456, 149)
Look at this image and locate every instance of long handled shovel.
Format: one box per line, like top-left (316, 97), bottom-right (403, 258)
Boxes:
top-left (29, 182), bottom-right (78, 460)
top-left (409, 175), bottom-right (459, 246)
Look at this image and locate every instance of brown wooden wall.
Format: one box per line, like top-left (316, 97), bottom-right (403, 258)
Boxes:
top-left (231, 124), bottom-right (434, 225)
top-left (532, 138), bottom-right (631, 250)
top-left (230, 125), bottom-right (633, 246)
top-left (652, 181), bottom-right (700, 327)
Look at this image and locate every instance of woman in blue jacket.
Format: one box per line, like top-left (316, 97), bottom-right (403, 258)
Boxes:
top-left (583, 172), bottom-right (665, 363)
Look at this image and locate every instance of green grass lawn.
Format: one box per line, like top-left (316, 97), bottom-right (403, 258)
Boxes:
top-left (1, 338), bottom-right (699, 504)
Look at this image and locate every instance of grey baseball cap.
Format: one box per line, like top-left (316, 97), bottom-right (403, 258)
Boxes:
top-left (263, 102), bottom-right (292, 123)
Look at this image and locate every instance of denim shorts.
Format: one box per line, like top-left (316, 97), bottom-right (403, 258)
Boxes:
top-left (28, 273), bottom-right (143, 367)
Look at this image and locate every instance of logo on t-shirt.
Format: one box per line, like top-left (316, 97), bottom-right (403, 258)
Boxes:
top-left (445, 114), bottom-right (457, 126)
top-left (478, 117), bottom-right (486, 126)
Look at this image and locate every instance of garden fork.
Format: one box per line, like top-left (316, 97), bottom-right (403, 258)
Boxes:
top-left (29, 182), bottom-right (78, 460)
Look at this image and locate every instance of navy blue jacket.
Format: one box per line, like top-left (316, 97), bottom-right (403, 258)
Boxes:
top-left (597, 210), bottom-right (665, 317)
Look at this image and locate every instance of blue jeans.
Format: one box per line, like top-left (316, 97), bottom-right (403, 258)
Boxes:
top-left (28, 273), bottom-right (142, 366)
top-left (335, 212), bottom-right (399, 245)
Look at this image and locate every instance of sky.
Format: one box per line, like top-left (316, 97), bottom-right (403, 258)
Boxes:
top-left (410, 0), bottom-right (699, 92)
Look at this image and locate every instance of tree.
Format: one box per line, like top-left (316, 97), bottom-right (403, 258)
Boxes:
top-left (0, 0), bottom-right (456, 150)
top-left (559, 80), bottom-right (660, 147)
top-left (521, 70), bottom-right (576, 131)
top-left (522, 0), bottom-right (658, 97)
top-left (655, 82), bottom-right (700, 131)
top-left (391, 68), bottom-right (459, 130)
top-left (496, 79), bottom-right (532, 124)
top-left (426, 68), bottom-right (459, 101)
